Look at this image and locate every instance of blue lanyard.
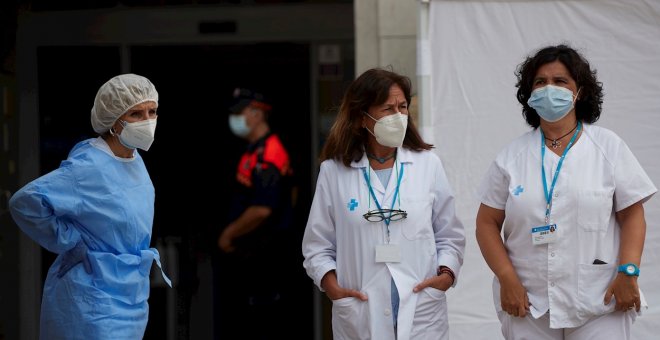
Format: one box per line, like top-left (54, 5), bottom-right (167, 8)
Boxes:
top-left (361, 162), bottom-right (405, 227)
top-left (540, 121), bottom-right (581, 224)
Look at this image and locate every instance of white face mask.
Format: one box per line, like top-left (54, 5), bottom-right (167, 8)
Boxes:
top-left (228, 114), bottom-right (250, 138)
top-left (118, 117), bottom-right (157, 151)
top-left (364, 112), bottom-right (408, 148)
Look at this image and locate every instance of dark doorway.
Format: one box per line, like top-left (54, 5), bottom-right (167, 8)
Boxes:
top-left (131, 43), bottom-right (314, 339)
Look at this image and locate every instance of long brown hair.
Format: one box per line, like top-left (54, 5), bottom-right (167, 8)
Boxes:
top-left (320, 68), bottom-right (432, 167)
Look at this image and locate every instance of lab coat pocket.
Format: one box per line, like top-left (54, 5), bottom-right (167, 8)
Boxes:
top-left (577, 190), bottom-right (613, 232)
top-left (577, 263), bottom-right (616, 316)
top-left (412, 287), bottom-right (447, 336)
top-left (400, 197), bottom-right (433, 241)
top-left (332, 297), bottom-right (370, 340)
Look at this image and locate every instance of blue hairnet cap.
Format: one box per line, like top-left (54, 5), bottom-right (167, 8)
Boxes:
top-left (91, 73), bottom-right (159, 134)
top-left (228, 87), bottom-right (271, 114)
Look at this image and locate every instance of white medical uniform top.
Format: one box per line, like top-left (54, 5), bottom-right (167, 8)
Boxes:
top-left (302, 147), bottom-right (465, 340)
top-left (478, 123), bottom-right (656, 328)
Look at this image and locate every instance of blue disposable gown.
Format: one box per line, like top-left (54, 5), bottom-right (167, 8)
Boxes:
top-left (9, 138), bottom-right (170, 340)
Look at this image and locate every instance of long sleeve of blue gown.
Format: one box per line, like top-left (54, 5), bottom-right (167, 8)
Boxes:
top-left (9, 165), bottom-right (82, 254)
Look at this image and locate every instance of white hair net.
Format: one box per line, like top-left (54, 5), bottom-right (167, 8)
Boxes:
top-left (91, 73), bottom-right (159, 134)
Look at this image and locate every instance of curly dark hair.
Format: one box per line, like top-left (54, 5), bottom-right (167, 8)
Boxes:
top-left (515, 44), bottom-right (604, 128)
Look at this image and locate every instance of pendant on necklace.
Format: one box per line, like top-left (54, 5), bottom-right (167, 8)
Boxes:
top-left (551, 140), bottom-right (561, 149)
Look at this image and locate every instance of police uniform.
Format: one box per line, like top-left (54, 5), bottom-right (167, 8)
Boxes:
top-left (214, 130), bottom-right (295, 338)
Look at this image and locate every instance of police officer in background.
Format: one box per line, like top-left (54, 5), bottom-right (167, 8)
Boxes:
top-left (213, 87), bottom-right (296, 339)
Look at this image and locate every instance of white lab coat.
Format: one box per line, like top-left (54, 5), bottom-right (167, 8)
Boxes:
top-left (302, 147), bottom-right (465, 340)
top-left (478, 124), bottom-right (657, 328)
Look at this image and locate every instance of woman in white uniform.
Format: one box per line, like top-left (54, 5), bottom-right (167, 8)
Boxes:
top-left (476, 44), bottom-right (656, 340)
top-left (302, 68), bottom-right (465, 340)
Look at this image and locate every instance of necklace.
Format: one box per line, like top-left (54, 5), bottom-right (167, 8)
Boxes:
top-left (367, 151), bottom-right (396, 164)
top-left (544, 123), bottom-right (578, 149)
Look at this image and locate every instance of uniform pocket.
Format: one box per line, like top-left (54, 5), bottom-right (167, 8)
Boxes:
top-left (332, 297), bottom-right (370, 340)
top-left (577, 263), bottom-right (616, 316)
top-left (577, 190), bottom-right (613, 232)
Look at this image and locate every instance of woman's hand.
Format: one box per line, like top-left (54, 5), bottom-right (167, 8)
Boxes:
top-left (56, 241), bottom-right (93, 278)
top-left (413, 272), bottom-right (453, 293)
top-left (321, 270), bottom-right (368, 301)
top-left (605, 274), bottom-right (640, 312)
top-left (218, 229), bottom-right (235, 253)
top-left (499, 271), bottom-right (530, 318)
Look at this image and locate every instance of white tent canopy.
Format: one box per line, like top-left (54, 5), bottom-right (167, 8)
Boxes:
top-left (422, 1), bottom-right (660, 338)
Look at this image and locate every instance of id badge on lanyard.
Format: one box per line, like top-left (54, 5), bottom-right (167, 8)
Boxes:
top-left (375, 244), bottom-right (401, 262)
top-left (534, 122), bottom-right (581, 246)
top-left (363, 163), bottom-right (405, 263)
top-left (531, 224), bottom-right (558, 245)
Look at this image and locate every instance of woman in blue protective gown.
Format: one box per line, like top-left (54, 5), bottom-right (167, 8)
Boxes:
top-left (9, 73), bottom-right (171, 339)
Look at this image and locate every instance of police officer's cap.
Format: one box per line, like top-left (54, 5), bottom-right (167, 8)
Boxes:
top-left (228, 87), bottom-right (272, 114)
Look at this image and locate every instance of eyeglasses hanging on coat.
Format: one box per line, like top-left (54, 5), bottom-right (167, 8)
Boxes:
top-left (363, 209), bottom-right (408, 223)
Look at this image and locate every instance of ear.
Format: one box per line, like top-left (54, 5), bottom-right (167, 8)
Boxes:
top-left (112, 120), bottom-right (124, 134)
top-left (249, 107), bottom-right (262, 117)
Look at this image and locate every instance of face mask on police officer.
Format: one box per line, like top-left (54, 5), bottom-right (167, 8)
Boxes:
top-left (229, 114), bottom-right (251, 138)
top-left (363, 111), bottom-right (408, 148)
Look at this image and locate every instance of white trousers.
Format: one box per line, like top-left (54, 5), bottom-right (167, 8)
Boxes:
top-left (499, 310), bottom-right (633, 340)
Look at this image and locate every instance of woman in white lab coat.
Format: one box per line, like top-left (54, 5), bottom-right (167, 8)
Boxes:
top-left (302, 68), bottom-right (465, 340)
top-left (476, 44), bottom-right (656, 339)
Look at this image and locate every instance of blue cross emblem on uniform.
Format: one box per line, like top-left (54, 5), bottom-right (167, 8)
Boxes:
top-left (513, 185), bottom-right (524, 196)
top-left (347, 199), bottom-right (358, 211)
